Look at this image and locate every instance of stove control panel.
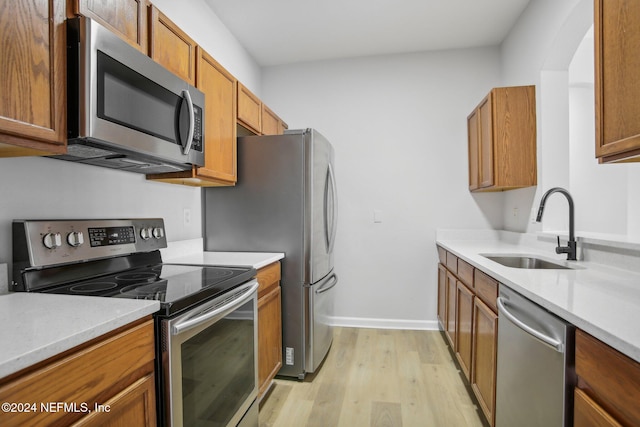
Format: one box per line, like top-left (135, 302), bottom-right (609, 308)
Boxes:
top-left (13, 219), bottom-right (167, 268)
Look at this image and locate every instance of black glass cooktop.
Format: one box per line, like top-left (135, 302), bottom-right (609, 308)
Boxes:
top-left (42, 263), bottom-right (256, 316)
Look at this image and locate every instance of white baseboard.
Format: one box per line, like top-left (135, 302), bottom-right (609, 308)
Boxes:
top-left (330, 316), bottom-right (439, 331)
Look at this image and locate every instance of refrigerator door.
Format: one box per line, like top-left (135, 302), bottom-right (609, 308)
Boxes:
top-left (306, 271), bottom-right (338, 373)
top-left (308, 129), bottom-right (337, 284)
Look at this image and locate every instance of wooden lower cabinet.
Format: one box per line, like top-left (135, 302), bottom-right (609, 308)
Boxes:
top-left (455, 281), bottom-right (474, 380)
top-left (574, 388), bottom-right (622, 427)
top-left (575, 329), bottom-right (640, 427)
top-left (436, 246), bottom-right (498, 427)
top-left (256, 262), bottom-right (283, 399)
top-left (445, 270), bottom-right (457, 348)
top-left (0, 318), bottom-right (156, 427)
top-left (471, 297), bottom-right (498, 427)
top-left (437, 264), bottom-right (447, 329)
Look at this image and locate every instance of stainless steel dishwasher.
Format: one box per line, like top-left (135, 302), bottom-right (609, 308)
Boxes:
top-left (495, 285), bottom-right (575, 427)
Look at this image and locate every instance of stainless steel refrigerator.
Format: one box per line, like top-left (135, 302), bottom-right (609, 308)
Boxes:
top-left (202, 128), bottom-right (338, 379)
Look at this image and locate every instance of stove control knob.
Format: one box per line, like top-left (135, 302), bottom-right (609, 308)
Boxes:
top-left (152, 227), bottom-right (165, 239)
top-left (43, 232), bottom-right (62, 249)
top-left (67, 231), bottom-right (84, 247)
top-left (140, 227), bottom-right (152, 240)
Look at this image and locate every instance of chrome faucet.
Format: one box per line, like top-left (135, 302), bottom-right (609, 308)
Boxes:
top-left (536, 187), bottom-right (577, 261)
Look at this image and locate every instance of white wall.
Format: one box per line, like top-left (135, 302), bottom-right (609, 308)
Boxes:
top-left (262, 48), bottom-right (503, 328)
top-left (0, 1), bottom-right (259, 270)
top-left (502, 0), bottom-right (640, 240)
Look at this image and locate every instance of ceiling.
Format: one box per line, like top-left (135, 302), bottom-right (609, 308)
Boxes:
top-left (204, 0), bottom-right (532, 67)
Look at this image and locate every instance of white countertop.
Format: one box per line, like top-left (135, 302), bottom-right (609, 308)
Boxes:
top-left (436, 231), bottom-right (640, 363)
top-left (165, 252), bottom-right (284, 270)
top-left (0, 293), bottom-right (159, 379)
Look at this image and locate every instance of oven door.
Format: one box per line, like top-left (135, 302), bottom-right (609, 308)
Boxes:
top-left (162, 280), bottom-right (259, 427)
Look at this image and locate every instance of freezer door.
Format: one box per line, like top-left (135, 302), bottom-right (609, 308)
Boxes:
top-left (305, 271), bottom-right (337, 373)
top-left (309, 129), bottom-right (337, 284)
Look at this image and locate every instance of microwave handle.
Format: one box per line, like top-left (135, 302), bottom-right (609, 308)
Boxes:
top-left (181, 89), bottom-right (195, 155)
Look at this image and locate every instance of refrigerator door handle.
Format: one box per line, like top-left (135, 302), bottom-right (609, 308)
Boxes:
top-left (316, 273), bottom-right (338, 294)
top-left (325, 163), bottom-right (338, 253)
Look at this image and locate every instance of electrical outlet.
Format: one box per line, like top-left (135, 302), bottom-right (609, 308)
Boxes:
top-left (183, 208), bottom-right (191, 226)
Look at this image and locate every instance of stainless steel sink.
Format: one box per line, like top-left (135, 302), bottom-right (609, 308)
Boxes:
top-left (483, 255), bottom-right (573, 270)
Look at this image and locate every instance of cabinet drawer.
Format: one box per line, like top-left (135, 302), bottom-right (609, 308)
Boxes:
top-left (257, 261), bottom-right (281, 299)
top-left (576, 329), bottom-right (640, 427)
top-left (457, 259), bottom-right (474, 287)
top-left (474, 270), bottom-right (498, 312)
top-left (446, 252), bottom-right (458, 274)
top-left (574, 387), bottom-right (622, 427)
top-left (437, 246), bottom-right (446, 264)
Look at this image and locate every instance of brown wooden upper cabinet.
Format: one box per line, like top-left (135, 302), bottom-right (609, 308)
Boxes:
top-left (70, 0), bottom-right (148, 53)
top-left (237, 83), bottom-right (263, 135)
top-left (467, 85), bottom-right (537, 192)
top-left (148, 5), bottom-right (197, 86)
top-left (595, 0), bottom-right (640, 163)
top-left (0, 0), bottom-right (67, 157)
top-left (237, 83), bottom-right (288, 136)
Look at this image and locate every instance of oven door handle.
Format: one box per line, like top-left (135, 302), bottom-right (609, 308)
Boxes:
top-left (171, 281), bottom-right (258, 336)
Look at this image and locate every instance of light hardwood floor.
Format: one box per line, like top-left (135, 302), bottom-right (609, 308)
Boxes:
top-left (259, 327), bottom-right (485, 427)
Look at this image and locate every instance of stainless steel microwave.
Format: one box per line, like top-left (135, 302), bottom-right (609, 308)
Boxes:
top-left (53, 17), bottom-right (205, 174)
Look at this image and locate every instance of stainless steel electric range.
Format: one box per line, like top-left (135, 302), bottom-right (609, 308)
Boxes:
top-left (12, 218), bottom-right (259, 427)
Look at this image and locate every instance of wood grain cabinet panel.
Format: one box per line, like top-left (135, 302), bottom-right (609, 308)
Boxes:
top-left (437, 263), bottom-right (447, 329)
top-left (471, 297), bottom-right (497, 427)
top-left (467, 85), bottom-right (537, 192)
top-left (455, 281), bottom-right (474, 380)
top-left (575, 329), bottom-right (640, 427)
top-left (72, 0), bottom-right (147, 52)
top-left (237, 83), bottom-right (262, 134)
top-left (256, 262), bottom-right (283, 400)
top-left (445, 270), bottom-right (457, 349)
top-left (474, 269), bottom-right (499, 312)
top-left (261, 104), bottom-right (288, 135)
top-left (0, 0), bottom-right (66, 157)
top-left (574, 387), bottom-right (623, 427)
top-left (148, 6), bottom-right (196, 86)
top-left (595, 0), bottom-right (640, 162)
top-left (0, 319), bottom-right (155, 427)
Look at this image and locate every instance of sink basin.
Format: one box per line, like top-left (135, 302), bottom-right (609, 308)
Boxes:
top-left (483, 255), bottom-right (573, 270)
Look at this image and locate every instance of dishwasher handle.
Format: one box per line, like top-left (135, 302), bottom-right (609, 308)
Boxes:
top-left (497, 297), bottom-right (564, 353)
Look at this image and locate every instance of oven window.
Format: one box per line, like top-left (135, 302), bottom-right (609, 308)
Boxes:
top-left (180, 299), bottom-right (255, 427)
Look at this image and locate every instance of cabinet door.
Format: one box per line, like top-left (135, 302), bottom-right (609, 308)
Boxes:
top-left (595, 0), bottom-right (640, 162)
top-left (258, 286), bottom-right (282, 399)
top-left (72, 0), bottom-right (147, 52)
top-left (455, 281), bottom-right (474, 380)
top-left (445, 271), bottom-right (457, 349)
top-left (0, 0), bottom-right (66, 156)
top-left (148, 6), bottom-right (196, 86)
top-left (237, 83), bottom-right (262, 134)
top-left (471, 297), bottom-right (497, 427)
top-left (574, 388), bottom-right (623, 427)
top-left (437, 264), bottom-right (447, 329)
top-left (467, 108), bottom-right (480, 190)
top-left (478, 95), bottom-right (494, 189)
top-left (262, 104), bottom-right (286, 135)
top-left (195, 48), bottom-right (237, 184)
top-left (71, 374), bottom-right (156, 427)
